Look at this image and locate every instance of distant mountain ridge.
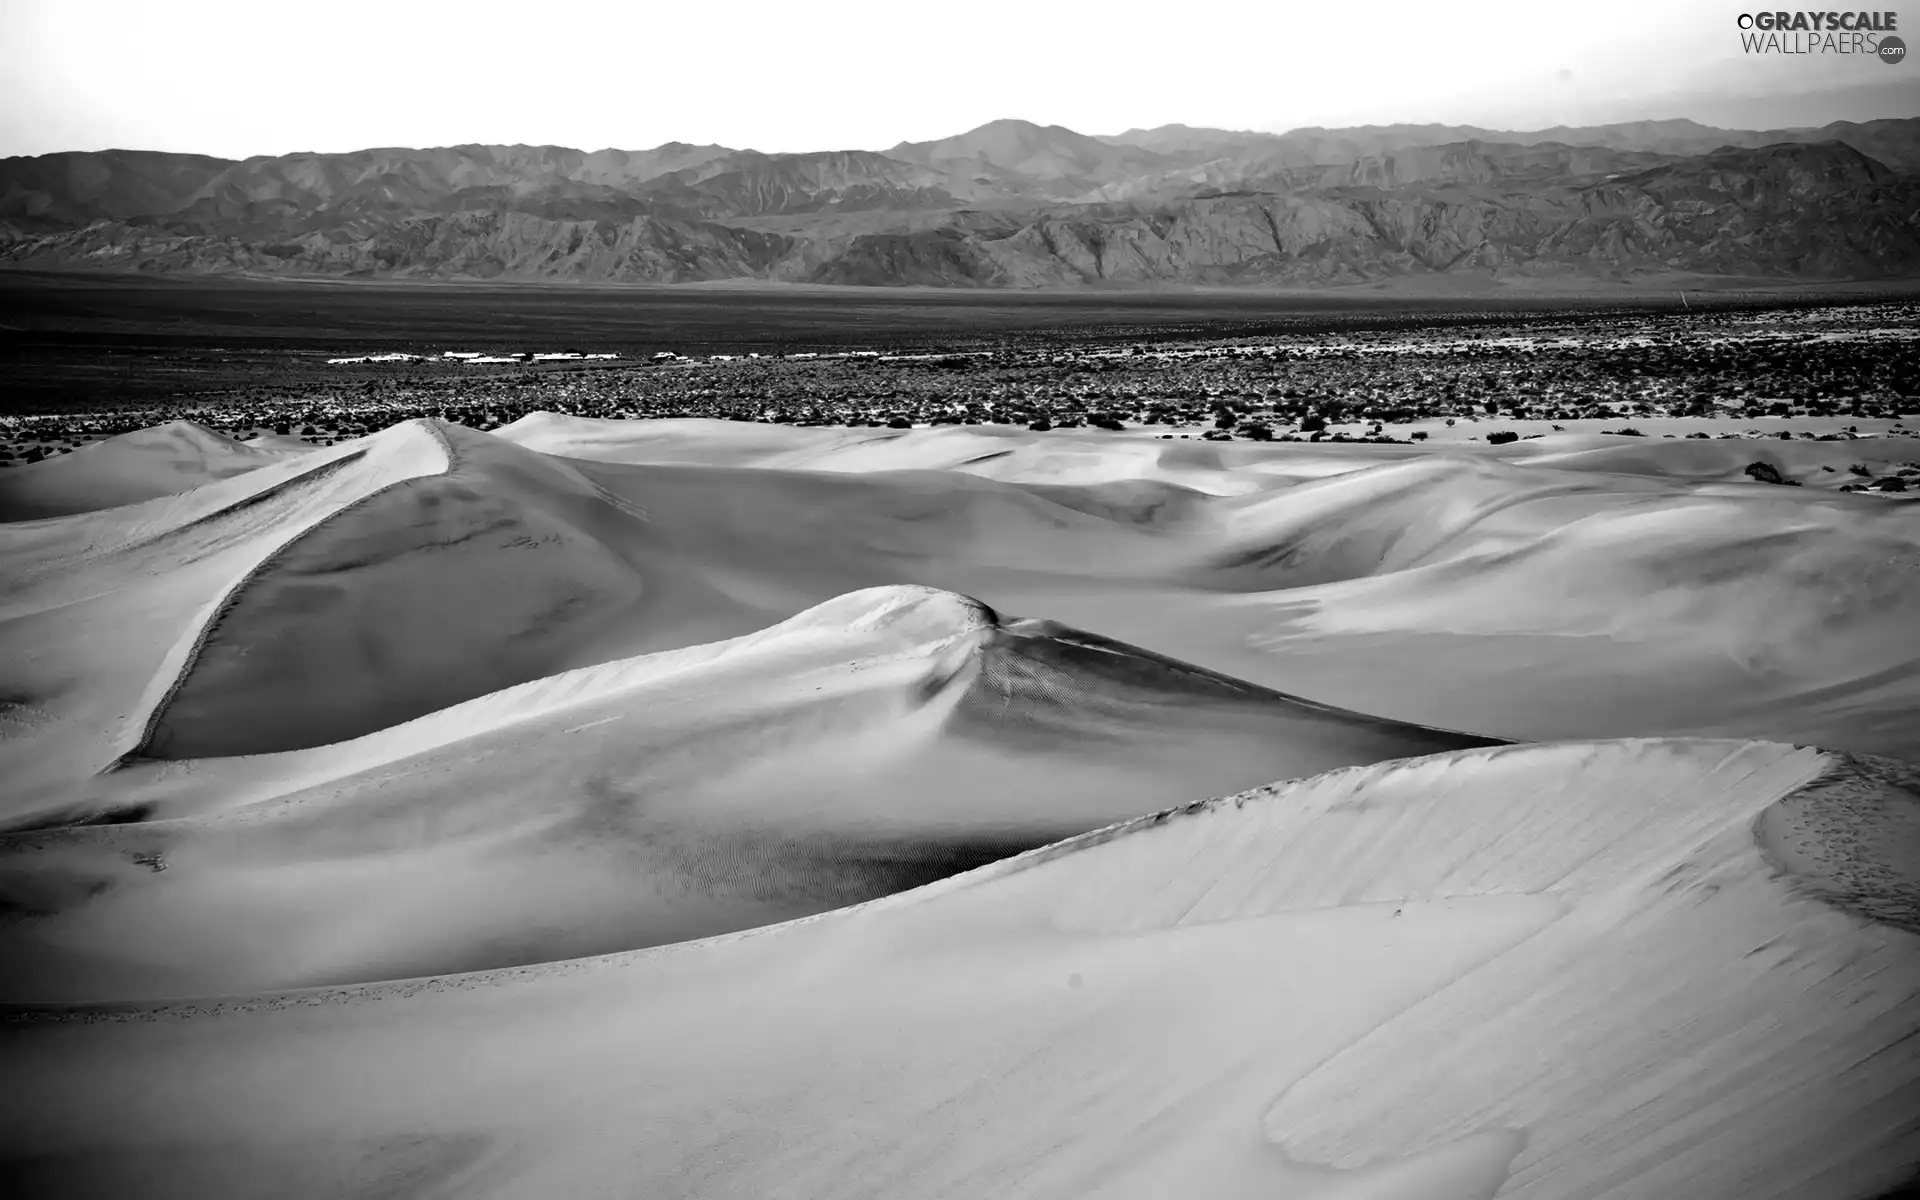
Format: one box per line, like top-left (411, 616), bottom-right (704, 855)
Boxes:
top-left (1107, 115), bottom-right (1920, 170)
top-left (3, 115), bottom-right (1917, 286)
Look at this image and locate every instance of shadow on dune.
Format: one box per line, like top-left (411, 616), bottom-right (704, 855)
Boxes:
top-left (0, 585), bottom-right (1495, 1000)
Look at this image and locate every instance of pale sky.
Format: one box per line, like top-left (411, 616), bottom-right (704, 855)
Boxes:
top-left (1, 0), bottom-right (1914, 159)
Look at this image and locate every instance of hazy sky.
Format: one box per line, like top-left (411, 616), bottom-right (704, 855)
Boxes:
top-left (1, 0), bottom-right (1914, 158)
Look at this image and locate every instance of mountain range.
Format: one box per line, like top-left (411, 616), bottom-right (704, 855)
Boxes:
top-left (3, 116), bottom-right (1917, 287)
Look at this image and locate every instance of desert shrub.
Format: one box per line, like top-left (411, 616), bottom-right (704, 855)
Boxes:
top-left (886, 416), bottom-right (911, 429)
top-left (1410, 430), bottom-right (1429, 441)
top-left (1875, 476), bottom-right (1909, 492)
top-left (1299, 414), bottom-right (1327, 433)
top-left (1615, 427), bottom-right (1646, 437)
top-left (1239, 423), bottom-right (1274, 441)
top-left (1027, 419), bottom-right (1053, 432)
top-left (1743, 461), bottom-right (1787, 485)
top-left (1486, 430), bottom-right (1520, 445)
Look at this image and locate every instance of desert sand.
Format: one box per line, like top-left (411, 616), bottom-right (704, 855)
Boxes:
top-left (2, 415), bottom-right (1917, 1198)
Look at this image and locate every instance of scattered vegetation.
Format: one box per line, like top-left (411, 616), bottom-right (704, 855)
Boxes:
top-left (1743, 461), bottom-right (1800, 485)
top-left (3, 299), bottom-right (1916, 460)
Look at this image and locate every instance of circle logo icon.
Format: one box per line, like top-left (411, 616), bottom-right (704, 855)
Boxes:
top-left (1881, 35), bottom-right (1907, 64)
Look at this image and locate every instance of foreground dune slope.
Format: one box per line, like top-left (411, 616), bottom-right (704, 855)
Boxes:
top-left (2, 739), bottom-right (1914, 1200)
top-left (0, 585), bottom-right (1494, 999)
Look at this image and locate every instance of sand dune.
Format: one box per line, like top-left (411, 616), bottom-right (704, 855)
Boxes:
top-left (497, 412), bottom-right (1920, 492)
top-left (1499, 430), bottom-right (1920, 488)
top-left (1193, 454), bottom-right (1680, 588)
top-left (0, 428), bottom-right (446, 814)
top-left (6, 420), bottom-right (1224, 781)
top-left (130, 422), bottom-right (654, 758)
top-left (6, 416), bottom-right (1916, 829)
top-left (3, 739), bottom-right (1914, 1199)
top-left (534, 432), bottom-right (1920, 755)
top-left (498, 412), bottom-right (1414, 495)
top-left (3, 414), bottom-right (1917, 1196)
top-left (0, 585), bottom-right (1492, 999)
top-left (1076, 464), bottom-right (1920, 756)
top-left (0, 421), bottom-right (292, 521)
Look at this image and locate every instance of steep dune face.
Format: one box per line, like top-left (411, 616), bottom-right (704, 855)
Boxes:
top-left (132, 425), bottom-right (655, 757)
top-left (0, 586), bottom-right (1493, 1000)
top-left (0, 420), bottom-right (290, 522)
top-left (0, 428), bottom-right (449, 819)
top-left (3, 740), bottom-right (1913, 1199)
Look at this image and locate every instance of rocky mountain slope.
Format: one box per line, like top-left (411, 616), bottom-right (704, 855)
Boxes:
top-left (2, 116), bottom-right (1916, 286)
